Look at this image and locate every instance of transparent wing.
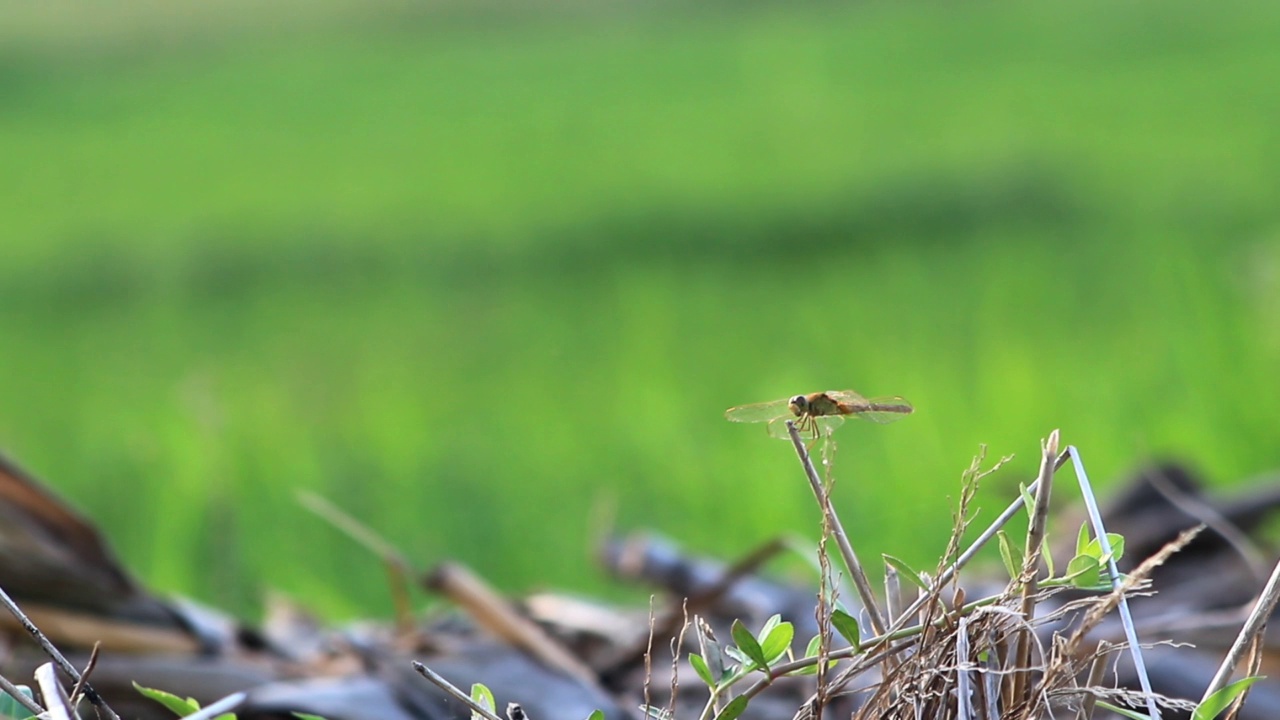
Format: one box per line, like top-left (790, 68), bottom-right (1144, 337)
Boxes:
top-left (844, 395), bottom-right (913, 424)
top-left (724, 397), bottom-right (791, 424)
top-left (767, 415), bottom-right (843, 439)
top-left (825, 390), bottom-right (870, 406)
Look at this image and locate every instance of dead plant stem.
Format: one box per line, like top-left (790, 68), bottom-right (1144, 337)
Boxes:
top-left (785, 421), bottom-right (887, 636)
top-left (1008, 430), bottom-right (1060, 707)
top-left (1202, 550), bottom-right (1280, 702)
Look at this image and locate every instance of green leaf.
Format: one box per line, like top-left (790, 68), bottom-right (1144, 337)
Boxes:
top-left (471, 683), bottom-right (496, 720)
top-left (1094, 700), bottom-right (1154, 720)
top-left (1041, 537), bottom-right (1055, 577)
top-left (1085, 533), bottom-right (1126, 562)
top-left (759, 620), bottom-right (794, 664)
top-left (714, 695), bottom-right (750, 720)
top-left (791, 635), bottom-right (823, 676)
top-left (1076, 522), bottom-right (1091, 557)
top-left (0, 685), bottom-right (33, 720)
top-left (1066, 554), bottom-right (1101, 588)
top-left (882, 555), bottom-right (928, 591)
top-left (134, 683), bottom-right (202, 717)
top-left (585, 711), bottom-right (605, 720)
top-left (1193, 676), bottom-right (1264, 720)
top-left (731, 619), bottom-right (768, 669)
top-left (830, 609), bottom-right (861, 652)
top-left (755, 614), bottom-right (782, 643)
top-left (1108, 533), bottom-right (1126, 561)
top-left (789, 635), bottom-right (837, 676)
top-left (805, 634), bottom-right (822, 657)
top-left (1019, 483), bottom-right (1036, 518)
top-left (689, 653), bottom-right (715, 687)
top-left (997, 531), bottom-right (1021, 580)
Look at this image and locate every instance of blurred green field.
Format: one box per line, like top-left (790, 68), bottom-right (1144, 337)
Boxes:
top-left (2, 0), bottom-right (1279, 619)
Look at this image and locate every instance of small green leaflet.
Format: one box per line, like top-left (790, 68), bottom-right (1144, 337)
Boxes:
top-left (731, 619), bottom-right (768, 669)
top-left (134, 683), bottom-right (202, 717)
top-left (882, 555), bottom-right (928, 591)
top-left (830, 609), bottom-right (861, 652)
top-left (997, 531), bottom-right (1020, 580)
top-left (1193, 676), bottom-right (1263, 720)
top-left (759, 620), bottom-right (795, 665)
top-left (471, 683), bottom-right (496, 720)
top-left (714, 695), bottom-right (749, 720)
top-left (689, 653), bottom-right (715, 687)
top-left (1084, 533), bottom-right (1126, 562)
top-left (1019, 483), bottom-right (1036, 519)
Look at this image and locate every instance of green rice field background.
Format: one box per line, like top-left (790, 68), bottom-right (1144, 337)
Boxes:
top-left (1, 0), bottom-right (1278, 619)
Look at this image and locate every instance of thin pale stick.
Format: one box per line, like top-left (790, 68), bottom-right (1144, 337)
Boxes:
top-left (0, 586), bottom-right (119, 720)
top-left (181, 693), bottom-right (247, 720)
top-left (1069, 445), bottom-right (1161, 720)
top-left (785, 420), bottom-right (887, 636)
top-left (412, 661), bottom-right (505, 720)
top-left (0, 671), bottom-right (45, 717)
top-left (642, 596), bottom-right (655, 717)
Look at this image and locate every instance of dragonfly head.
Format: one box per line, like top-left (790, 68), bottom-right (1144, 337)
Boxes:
top-left (787, 395), bottom-right (809, 417)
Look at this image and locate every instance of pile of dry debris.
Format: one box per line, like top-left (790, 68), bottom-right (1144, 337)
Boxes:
top-left (2, 449), bottom-right (1280, 720)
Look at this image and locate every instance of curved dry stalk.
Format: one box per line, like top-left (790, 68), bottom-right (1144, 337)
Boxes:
top-left (1202, 550), bottom-right (1280, 702)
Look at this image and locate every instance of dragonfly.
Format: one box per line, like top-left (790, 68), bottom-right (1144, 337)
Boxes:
top-left (724, 390), bottom-right (913, 440)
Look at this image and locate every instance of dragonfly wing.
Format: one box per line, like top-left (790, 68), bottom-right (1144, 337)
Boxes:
top-left (850, 396), bottom-right (914, 424)
top-left (766, 417), bottom-right (792, 438)
top-left (816, 415), bottom-right (846, 435)
top-left (766, 415), bottom-right (844, 439)
top-left (825, 390), bottom-right (870, 406)
top-left (725, 398), bottom-right (790, 424)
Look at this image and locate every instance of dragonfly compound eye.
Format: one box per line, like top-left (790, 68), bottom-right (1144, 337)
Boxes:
top-left (788, 395), bottom-right (808, 416)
